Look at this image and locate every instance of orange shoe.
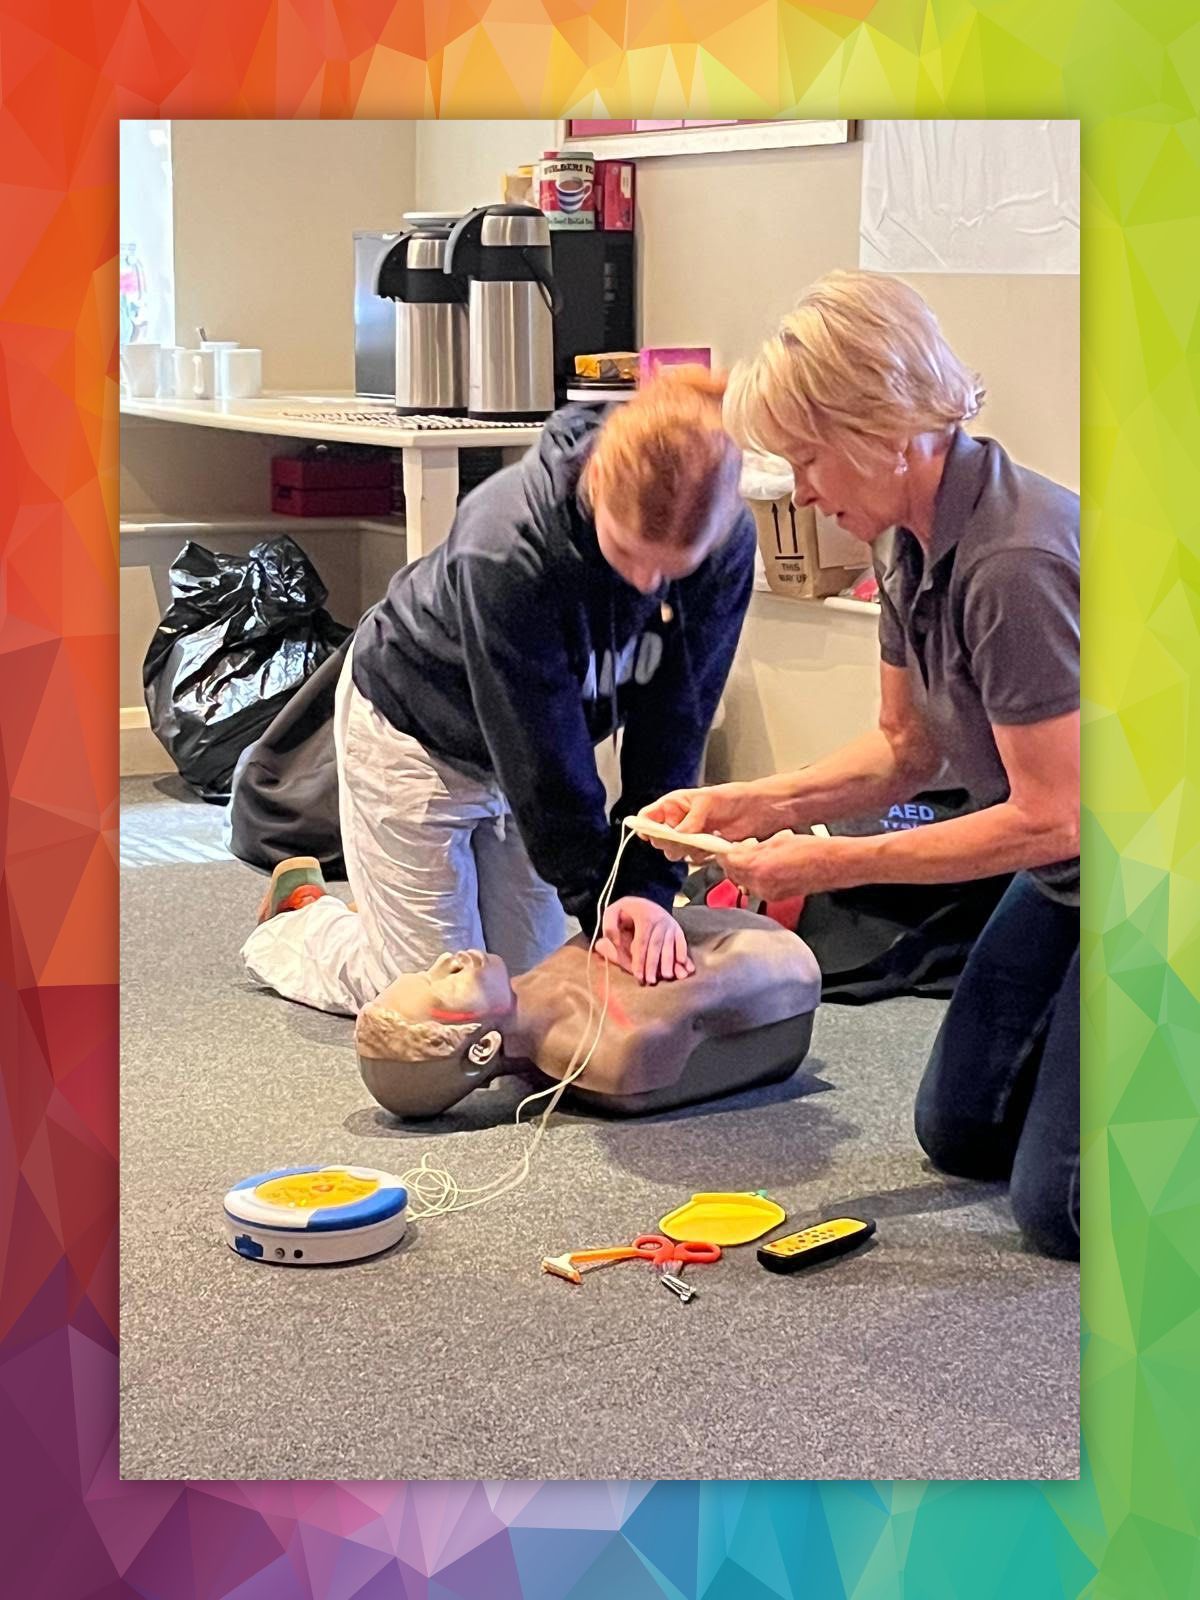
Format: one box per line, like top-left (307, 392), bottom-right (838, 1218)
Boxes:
top-left (257, 857), bottom-right (328, 924)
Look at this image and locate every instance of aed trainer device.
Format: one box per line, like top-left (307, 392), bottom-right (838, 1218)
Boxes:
top-left (223, 1164), bottom-right (408, 1266)
top-left (757, 1216), bottom-right (876, 1273)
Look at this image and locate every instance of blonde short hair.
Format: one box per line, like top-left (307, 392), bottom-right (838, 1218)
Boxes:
top-left (724, 271), bottom-right (985, 471)
top-left (354, 1005), bottom-right (482, 1064)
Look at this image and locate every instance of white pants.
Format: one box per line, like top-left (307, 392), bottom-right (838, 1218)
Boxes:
top-left (241, 654), bottom-right (566, 1015)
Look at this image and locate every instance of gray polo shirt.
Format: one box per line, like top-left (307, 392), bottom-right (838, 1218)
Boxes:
top-left (873, 429), bottom-right (1079, 905)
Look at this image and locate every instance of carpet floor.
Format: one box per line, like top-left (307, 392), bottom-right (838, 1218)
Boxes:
top-left (120, 775), bottom-right (1079, 1481)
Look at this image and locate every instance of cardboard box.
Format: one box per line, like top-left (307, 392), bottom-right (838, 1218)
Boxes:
top-left (748, 494), bottom-right (862, 600)
top-left (574, 352), bottom-right (639, 380)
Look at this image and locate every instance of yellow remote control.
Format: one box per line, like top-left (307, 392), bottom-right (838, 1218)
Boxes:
top-left (757, 1217), bottom-right (876, 1273)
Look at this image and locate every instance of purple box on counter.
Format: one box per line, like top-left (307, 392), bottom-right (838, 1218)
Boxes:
top-left (594, 160), bottom-right (636, 230)
top-left (639, 346), bottom-right (712, 382)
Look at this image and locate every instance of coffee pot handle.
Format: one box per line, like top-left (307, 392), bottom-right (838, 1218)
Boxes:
top-left (522, 247), bottom-right (563, 316)
top-left (444, 206), bottom-right (487, 278)
top-left (375, 233), bottom-right (413, 299)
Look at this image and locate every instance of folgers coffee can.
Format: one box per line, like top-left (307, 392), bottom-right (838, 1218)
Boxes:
top-left (538, 150), bottom-right (595, 229)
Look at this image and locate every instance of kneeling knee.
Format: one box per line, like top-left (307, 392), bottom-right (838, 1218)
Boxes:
top-left (914, 1102), bottom-right (971, 1177)
top-left (914, 1096), bottom-right (1009, 1182)
top-left (1011, 1168), bottom-right (1080, 1261)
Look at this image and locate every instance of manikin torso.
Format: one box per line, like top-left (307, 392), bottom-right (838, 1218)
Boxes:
top-left (355, 907), bottom-right (821, 1118)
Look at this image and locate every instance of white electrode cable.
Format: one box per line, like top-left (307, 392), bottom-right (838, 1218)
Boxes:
top-left (395, 820), bottom-right (640, 1219)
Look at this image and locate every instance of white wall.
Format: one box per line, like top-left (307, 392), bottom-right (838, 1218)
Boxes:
top-left (415, 120), bottom-right (556, 215)
top-left (171, 121), bottom-right (415, 391)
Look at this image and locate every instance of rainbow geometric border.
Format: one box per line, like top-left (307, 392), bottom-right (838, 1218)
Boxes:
top-left (2, 2), bottom-right (1197, 1595)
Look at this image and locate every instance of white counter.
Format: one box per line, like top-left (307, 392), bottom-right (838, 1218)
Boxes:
top-left (119, 392), bottom-right (545, 454)
top-left (120, 392), bottom-right (544, 560)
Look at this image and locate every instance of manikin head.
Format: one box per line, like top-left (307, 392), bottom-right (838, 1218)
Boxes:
top-left (355, 949), bottom-right (518, 1120)
top-left (584, 367), bottom-right (744, 594)
top-left (372, 948), bottom-right (512, 1026)
top-left (724, 271), bottom-right (985, 545)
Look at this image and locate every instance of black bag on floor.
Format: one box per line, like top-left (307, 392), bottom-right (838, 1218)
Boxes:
top-left (794, 873), bottom-right (1011, 1003)
top-left (226, 633), bottom-right (349, 880)
top-left (799, 790), bottom-right (1013, 1002)
top-left (143, 537), bottom-right (350, 803)
top-left (679, 790), bottom-right (1012, 1003)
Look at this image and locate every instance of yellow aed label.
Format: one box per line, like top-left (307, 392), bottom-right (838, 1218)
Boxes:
top-left (765, 1219), bottom-right (867, 1253)
top-left (256, 1170), bottom-right (378, 1211)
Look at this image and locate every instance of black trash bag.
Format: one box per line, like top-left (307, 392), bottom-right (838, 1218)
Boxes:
top-left (143, 537), bottom-right (350, 802)
top-left (226, 633), bottom-right (350, 879)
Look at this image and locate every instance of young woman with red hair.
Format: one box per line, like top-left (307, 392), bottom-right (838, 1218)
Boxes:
top-left (242, 370), bottom-right (756, 1013)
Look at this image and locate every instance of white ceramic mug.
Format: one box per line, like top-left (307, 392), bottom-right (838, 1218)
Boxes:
top-left (216, 346), bottom-right (262, 399)
top-left (156, 346), bottom-right (183, 397)
top-left (119, 342), bottom-right (161, 397)
top-left (172, 348), bottom-right (199, 397)
top-left (195, 339), bottom-right (237, 398)
top-left (193, 348), bottom-right (219, 398)
top-left (172, 348), bottom-right (218, 399)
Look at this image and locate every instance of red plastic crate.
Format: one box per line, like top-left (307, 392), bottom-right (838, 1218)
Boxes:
top-left (271, 482), bottom-right (394, 517)
top-left (271, 454), bottom-right (392, 490)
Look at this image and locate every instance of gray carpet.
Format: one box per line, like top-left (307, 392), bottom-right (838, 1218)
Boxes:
top-left (120, 774), bottom-right (1079, 1481)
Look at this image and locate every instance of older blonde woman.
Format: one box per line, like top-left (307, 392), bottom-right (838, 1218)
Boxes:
top-left (642, 271), bottom-right (1080, 1260)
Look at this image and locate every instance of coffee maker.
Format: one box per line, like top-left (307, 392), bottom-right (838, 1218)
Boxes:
top-left (548, 230), bottom-right (637, 403)
top-left (443, 205), bottom-right (558, 421)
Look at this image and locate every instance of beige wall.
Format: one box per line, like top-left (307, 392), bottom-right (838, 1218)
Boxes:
top-left (171, 121), bottom-right (415, 392)
top-left (165, 120), bottom-right (1078, 484)
top-left (903, 272), bottom-right (1078, 490)
top-left (633, 142), bottom-right (863, 370)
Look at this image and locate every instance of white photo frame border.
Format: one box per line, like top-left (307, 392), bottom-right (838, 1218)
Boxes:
top-left (556, 119), bottom-right (854, 160)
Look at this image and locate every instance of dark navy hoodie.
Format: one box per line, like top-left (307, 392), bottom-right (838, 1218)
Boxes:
top-left (353, 404), bottom-right (756, 932)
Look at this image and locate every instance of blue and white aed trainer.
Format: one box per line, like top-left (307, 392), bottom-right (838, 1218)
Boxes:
top-left (223, 1165), bottom-right (409, 1266)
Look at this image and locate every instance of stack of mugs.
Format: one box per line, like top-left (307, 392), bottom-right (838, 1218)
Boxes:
top-left (119, 337), bottom-right (263, 401)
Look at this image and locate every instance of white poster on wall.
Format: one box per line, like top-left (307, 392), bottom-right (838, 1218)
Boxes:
top-left (119, 120), bottom-right (176, 344)
top-left (860, 120), bottom-right (1079, 275)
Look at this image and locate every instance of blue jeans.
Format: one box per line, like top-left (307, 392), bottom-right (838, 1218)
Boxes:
top-left (914, 872), bottom-right (1080, 1259)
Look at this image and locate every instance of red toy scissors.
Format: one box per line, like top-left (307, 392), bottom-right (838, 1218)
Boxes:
top-left (633, 1234), bottom-right (722, 1274)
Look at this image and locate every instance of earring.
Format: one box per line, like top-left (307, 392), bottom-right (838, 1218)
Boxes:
top-left (895, 453), bottom-right (909, 476)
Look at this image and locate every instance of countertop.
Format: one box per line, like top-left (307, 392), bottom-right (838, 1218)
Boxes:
top-left (119, 392), bottom-right (546, 451)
